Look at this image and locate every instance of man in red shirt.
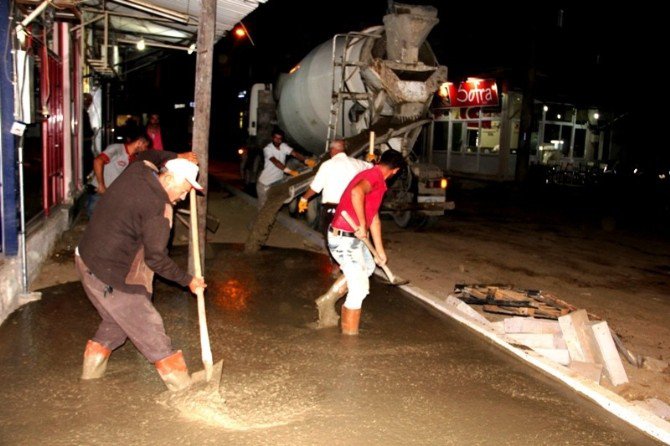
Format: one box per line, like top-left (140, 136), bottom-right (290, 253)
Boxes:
top-left (146, 113), bottom-right (164, 150)
top-left (318, 149), bottom-right (405, 334)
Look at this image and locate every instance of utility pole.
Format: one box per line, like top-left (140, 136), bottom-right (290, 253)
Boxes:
top-left (189, 0), bottom-right (216, 274)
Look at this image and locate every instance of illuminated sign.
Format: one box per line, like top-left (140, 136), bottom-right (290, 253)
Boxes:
top-left (438, 78), bottom-right (499, 108)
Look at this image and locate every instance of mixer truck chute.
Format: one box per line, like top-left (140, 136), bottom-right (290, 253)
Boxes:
top-left (244, 2), bottom-right (454, 251)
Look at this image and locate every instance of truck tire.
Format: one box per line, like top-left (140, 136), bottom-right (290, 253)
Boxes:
top-left (392, 210), bottom-right (413, 228)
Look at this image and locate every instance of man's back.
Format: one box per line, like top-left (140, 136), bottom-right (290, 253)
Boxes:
top-left (79, 161), bottom-right (188, 295)
top-left (312, 153), bottom-right (371, 204)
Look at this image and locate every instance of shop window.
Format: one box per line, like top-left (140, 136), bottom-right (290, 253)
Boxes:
top-left (24, 59), bottom-right (44, 221)
top-left (573, 128), bottom-right (586, 158)
top-left (530, 131), bottom-right (538, 155)
top-left (433, 121), bottom-right (449, 151)
top-left (466, 128), bottom-right (478, 153)
top-left (480, 125), bottom-right (500, 154)
top-left (451, 122), bottom-right (463, 152)
top-left (560, 126), bottom-right (573, 157)
top-left (540, 124), bottom-right (562, 164)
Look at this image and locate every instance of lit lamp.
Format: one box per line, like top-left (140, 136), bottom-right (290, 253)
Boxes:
top-left (136, 38), bottom-right (146, 50)
top-left (232, 21), bottom-right (255, 46)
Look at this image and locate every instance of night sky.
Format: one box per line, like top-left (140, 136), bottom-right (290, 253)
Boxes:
top-left (121, 1), bottom-right (652, 159)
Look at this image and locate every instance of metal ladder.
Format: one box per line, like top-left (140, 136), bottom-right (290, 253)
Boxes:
top-left (325, 32), bottom-right (379, 153)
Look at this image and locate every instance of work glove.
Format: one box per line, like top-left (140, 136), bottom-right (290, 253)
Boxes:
top-left (365, 152), bottom-right (377, 162)
top-left (283, 167), bottom-right (300, 177)
top-left (305, 158), bottom-right (317, 168)
top-left (298, 198), bottom-right (309, 213)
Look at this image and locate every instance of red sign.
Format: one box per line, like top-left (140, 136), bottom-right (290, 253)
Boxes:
top-left (438, 79), bottom-right (499, 108)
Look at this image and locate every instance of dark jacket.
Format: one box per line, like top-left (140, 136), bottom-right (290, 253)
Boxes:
top-left (78, 157), bottom-right (191, 296)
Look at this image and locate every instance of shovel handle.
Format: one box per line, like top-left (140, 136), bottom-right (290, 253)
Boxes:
top-left (190, 189), bottom-right (213, 380)
top-left (340, 211), bottom-right (398, 283)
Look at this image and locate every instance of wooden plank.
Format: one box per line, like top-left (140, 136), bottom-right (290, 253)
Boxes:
top-left (558, 309), bottom-right (597, 363)
top-left (569, 361), bottom-right (603, 384)
top-left (445, 296), bottom-right (491, 326)
top-left (503, 317), bottom-right (561, 334)
top-left (531, 348), bottom-right (571, 365)
top-left (590, 321), bottom-right (629, 386)
top-left (496, 289), bottom-right (532, 301)
top-left (506, 333), bottom-right (556, 349)
top-left (483, 305), bottom-right (533, 317)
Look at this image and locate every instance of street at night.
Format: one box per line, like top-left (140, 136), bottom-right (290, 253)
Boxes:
top-left (1, 1), bottom-right (668, 444)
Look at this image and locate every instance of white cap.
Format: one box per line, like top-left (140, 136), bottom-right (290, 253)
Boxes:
top-left (165, 158), bottom-right (203, 191)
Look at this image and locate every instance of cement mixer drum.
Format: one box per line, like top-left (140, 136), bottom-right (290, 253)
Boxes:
top-left (277, 3), bottom-right (448, 155)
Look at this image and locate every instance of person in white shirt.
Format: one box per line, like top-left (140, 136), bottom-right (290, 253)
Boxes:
top-left (256, 129), bottom-right (315, 207)
top-left (299, 139), bottom-right (372, 284)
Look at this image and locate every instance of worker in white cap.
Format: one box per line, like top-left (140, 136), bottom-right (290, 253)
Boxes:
top-left (75, 157), bottom-right (206, 392)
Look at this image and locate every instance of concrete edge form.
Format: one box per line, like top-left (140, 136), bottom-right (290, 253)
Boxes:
top-left (407, 286), bottom-right (670, 445)
top-left (222, 184), bottom-right (670, 444)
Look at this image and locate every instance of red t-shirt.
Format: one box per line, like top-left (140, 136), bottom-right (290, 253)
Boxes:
top-left (331, 166), bottom-right (387, 232)
top-left (147, 127), bottom-right (164, 151)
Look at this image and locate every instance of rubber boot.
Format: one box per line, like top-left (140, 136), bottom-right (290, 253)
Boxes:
top-left (155, 350), bottom-right (191, 392)
top-left (341, 306), bottom-right (361, 335)
top-left (315, 275), bottom-right (347, 328)
top-left (81, 340), bottom-right (112, 380)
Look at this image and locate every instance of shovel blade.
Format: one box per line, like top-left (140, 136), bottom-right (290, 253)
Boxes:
top-left (191, 360), bottom-right (223, 391)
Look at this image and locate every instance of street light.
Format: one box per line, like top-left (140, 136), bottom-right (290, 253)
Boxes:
top-left (232, 21), bottom-right (255, 46)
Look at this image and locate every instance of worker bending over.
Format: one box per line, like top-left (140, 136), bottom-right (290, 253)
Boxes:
top-left (322, 149), bottom-right (405, 334)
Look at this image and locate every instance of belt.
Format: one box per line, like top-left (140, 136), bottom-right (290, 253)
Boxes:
top-left (329, 225), bottom-right (356, 238)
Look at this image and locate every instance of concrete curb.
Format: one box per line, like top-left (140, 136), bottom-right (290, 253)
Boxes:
top-left (221, 184), bottom-right (670, 444)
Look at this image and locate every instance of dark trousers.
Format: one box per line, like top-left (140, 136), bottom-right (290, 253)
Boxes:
top-left (75, 254), bottom-right (173, 362)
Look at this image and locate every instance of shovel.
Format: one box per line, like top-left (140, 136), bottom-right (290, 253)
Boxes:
top-left (340, 210), bottom-right (409, 286)
top-left (188, 189), bottom-right (223, 385)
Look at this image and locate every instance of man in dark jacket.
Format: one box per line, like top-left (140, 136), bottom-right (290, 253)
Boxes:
top-left (75, 157), bottom-right (206, 391)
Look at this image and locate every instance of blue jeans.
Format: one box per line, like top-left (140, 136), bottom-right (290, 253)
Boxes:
top-left (86, 192), bottom-right (101, 218)
top-left (327, 232), bottom-right (376, 309)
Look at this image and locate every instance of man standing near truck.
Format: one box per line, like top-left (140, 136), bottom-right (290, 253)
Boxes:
top-left (256, 129), bottom-right (315, 207)
top-left (320, 149), bottom-right (405, 335)
top-left (298, 139), bottom-right (371, 277)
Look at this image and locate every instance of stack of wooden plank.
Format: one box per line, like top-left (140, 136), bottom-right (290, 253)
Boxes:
top-left (453, 284), bottom-right (573, 319)
top-left (452, 284), bottom-right (632, 386)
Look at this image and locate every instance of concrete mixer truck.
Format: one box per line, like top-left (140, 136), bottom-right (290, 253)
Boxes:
top-left (244, 2), bottom-right (453, 239)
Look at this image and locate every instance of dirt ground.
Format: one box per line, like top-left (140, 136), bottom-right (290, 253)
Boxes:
top-left (380, 186), bottom-right (670, 408)
top-left (28, 166), bottom-right (670, 424)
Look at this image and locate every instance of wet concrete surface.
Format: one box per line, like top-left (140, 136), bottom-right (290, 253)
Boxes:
top-left (0, 244), bottom-right (662, 445)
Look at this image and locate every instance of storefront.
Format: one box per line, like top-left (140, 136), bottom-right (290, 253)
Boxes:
top-left (427, 78), bottom-right (606, 181)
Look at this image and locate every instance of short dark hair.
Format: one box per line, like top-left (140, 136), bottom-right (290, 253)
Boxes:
top-left (272, 128), bottom-right (285, 138)
top-left (128, 133), bottom-right (150, 145)
top-left (379, 149), bottom-right (406, 170)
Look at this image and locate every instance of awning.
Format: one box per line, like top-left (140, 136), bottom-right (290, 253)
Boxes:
top-left (76, 0), bottom-right (265, 76)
